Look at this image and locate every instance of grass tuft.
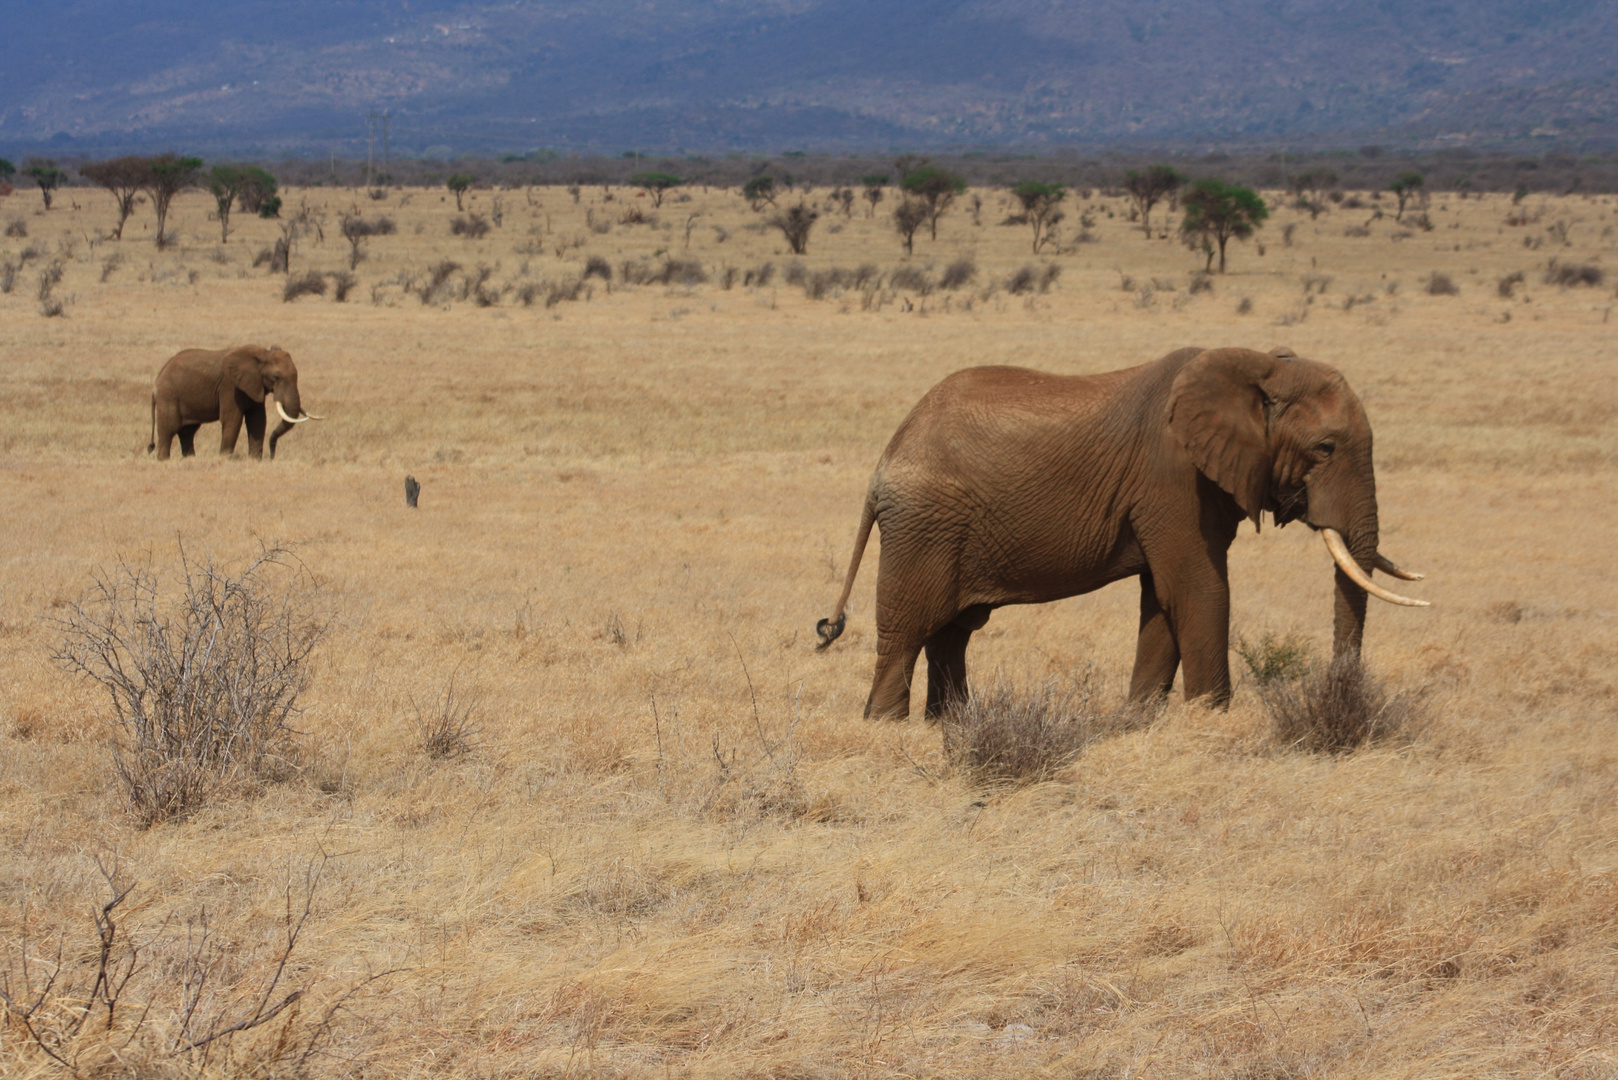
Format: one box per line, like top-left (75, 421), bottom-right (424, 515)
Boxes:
top-left (939, 674), bottom-right (1147, 786)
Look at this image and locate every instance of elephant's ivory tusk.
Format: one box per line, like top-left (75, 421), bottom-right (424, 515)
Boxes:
top-left (301, 410), bottom-right (325, 420)
top-left (1322, 529), bottom-right (1431, 607)
top-left (1373, 553), bottom-right (1425, 581)
top-left (275, 400), bottom-right (310, 424)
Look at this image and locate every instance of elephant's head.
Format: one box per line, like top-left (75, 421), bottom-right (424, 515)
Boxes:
top-left (223, 345), bottom-right (323, 454)
top-left (1169, 347), bottom-right (1427, 660)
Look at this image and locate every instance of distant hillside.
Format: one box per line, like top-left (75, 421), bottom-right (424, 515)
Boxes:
top-left (2, 0), bottom-right (1616, 154)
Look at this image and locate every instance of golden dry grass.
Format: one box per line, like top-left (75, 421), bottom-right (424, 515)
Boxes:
top-left (1, 180), bottom-right (1616, 1078)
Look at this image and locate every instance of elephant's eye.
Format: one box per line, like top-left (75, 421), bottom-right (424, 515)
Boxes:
top-left (1315, 440), bottom-right (1336, 457)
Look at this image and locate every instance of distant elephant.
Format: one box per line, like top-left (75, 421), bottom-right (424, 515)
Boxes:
top-left (148, 345), bottom-right (323, 460)
top-left (816, 346), bottom-right (1428, 719)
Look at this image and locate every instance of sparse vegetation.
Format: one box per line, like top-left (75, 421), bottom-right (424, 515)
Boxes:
top-left (1425, 272), bottom-right (1460, 295)
top-left (1123, 164), bottom-right (1183, 236)
top-left (1179, 179), bottom-right (1268, 272)
top-left (340, 210), bottom-right (398, 267)
top-left (446, 173), bottom-right (474, 211)
top-left (282, 270), bottom-right (327, 301)
top-left (899, 165), bottom-right (967, 241)
top-left (767, 201), bottom-right (819, 255)
top-left (143, 153), bottom-right (204, 249)
top-left (53, 546), bottom-right (325, 824)
top-left (22, 157), bottom-right (67, 210)
top-left (893, 198), bottom-right (928, 255)
top-left (1544, 259), bottom-right (1604, 287)
top-left (939, 675), bottom-right (1146, 786)
top-left (1261, 657), bottom-right (1425, 753)
top-left (630, 172), bottom-right (684, 208)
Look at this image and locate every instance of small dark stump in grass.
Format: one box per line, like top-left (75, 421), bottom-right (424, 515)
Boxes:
top-left (405, 475), bottom-right (420, 508)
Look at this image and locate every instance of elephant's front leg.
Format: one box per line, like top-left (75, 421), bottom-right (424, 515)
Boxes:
top-left (219, 410), bottom-right (245, 456)
top-left (1128, 572), bottom-right (1181, 701)
top-left (244, 405), bottom-right (268, 460)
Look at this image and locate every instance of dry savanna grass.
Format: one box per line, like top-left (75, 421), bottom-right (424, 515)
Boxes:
top-left (1, 179), bottom-right (1616, 1078)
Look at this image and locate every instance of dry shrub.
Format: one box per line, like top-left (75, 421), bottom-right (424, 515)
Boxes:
top-left (449, 214), bottom-right (491, 239)
top-left (282, 270), bottom-right (326, 302)
top-left (459, 263), bottom-right (497, 305)
top-left (546, 278), bottom-right (586, 307)
top-left (330, 270), bottom-right (358, 302)
top-left (417, 259), bottom-right (460, 305)
top-left (1343, 225), bottom-right (1371, 238)
top-left (803, 268), bottom-right (849, 299)
top-left (1498, 270), bottom-right (1526, 298)
top-left (939, 258), bottom-right (976, 289)
top-left (1236, 296), bottom-right (1254, 314)
top-left (1424, 272), bottom-right (1459, 296)
top-left (1544, 259), bottom-right (1604, 287)
top-left (4, 218), bottom-right (26, 237)
top-left (53, 545), bottom-right (326, 824)
top-left (782, 261), bottom-right (807, 286)
top-left (37, 259), bottom-right (65, 317)
top-left (743, 262), bottom-right (775, 287)
top-left (100, 252), bottom-right (122, 282)
top-left (851, 262), bottom-right (880, 289)
top-left (659, 257), bottom-right (707, 286)
top-left (939, 674), bottom-right (1145, 786)
top-left (1260, 657), bottom-right (1425, 754)
top-left (888, 265), bottom-right (933, 294)
top-left (0, 259), bottom-right (16, 294)
top-left (1007, 263), bottom-right (1061, 295)
top-left (583, 255), bottom-right (612, 281)
top-left (415, 676), bottom-right (482, 759)
top-left (1188, 271), bottom-right (1214, 294)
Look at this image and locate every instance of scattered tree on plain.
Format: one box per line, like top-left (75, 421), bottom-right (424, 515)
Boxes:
top-left (743, 175), bottom-right (776, 210)
top-left (446, 173), bottom-right (473, 211)
top-left (630, 172), bottom-right (683, 208)
top-left (1389, 171), bottom-right (1425, 220)
top-left (1123, 164), bottom-right (1184, 236)
top-left (1012, 180), bottom-right (1066, 253)
top-left (23, 158), bottom-right (68, 210)
top-left (860, 174), bottom-right (887, 217)
top-left (768, 202), bottom-right (819, 255)
top-left (1179, 178), bottom-right (1268, 272)
top-left (900, 165), bottom-right (967, 240)
top-left (0, 158), bottom-right (15, 185)
top-left (235, 166), bottom-right (279, 216)
top-left (1288, 168), bottom-right (1338, 219)
top-left (80, 157), bottom-right (150, 239)
top-left (338, 209), bottom-right (397, 269)
top-left (893, 198), bottom-right (928, 255)
top-left (207, 164), bottom-right (254, 243)
top-left (142, 153), bottom-right (203, 248)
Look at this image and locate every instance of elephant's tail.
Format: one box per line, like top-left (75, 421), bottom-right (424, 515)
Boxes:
top-left (146, 392), bottom-right (156, 454)
top-left (816, 485), bottom-right (877, 651)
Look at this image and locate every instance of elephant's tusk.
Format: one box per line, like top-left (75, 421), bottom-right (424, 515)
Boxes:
top-left (275, 400), bottom-right (310, 424)
top-left (1373, 553), bottom-right (1425, 581)
top-left (1322, 529), bottom-right (1430, 607)
top-left (301, 410), bottom-right (325, 420)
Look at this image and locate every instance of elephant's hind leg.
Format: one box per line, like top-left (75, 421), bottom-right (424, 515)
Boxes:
top-left (177, 425), bottom-right (200, 457)
top-left (865, 637), bottom-right (924, 720)
top-left (924, 605), bottom-right (991, 719)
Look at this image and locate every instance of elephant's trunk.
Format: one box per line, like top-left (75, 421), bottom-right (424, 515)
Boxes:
top-left (1329, 521), bottom-right (1376, 661)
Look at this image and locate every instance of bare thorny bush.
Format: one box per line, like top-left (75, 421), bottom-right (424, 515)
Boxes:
top-left (938, 672), bottom-right (1153, 786)
top-left (1260, 655), bottom-right (1426, 754)
top-left (0, 854), bottom-right (398, 1078)
top-left (53, 544), bottom-right (328, 825)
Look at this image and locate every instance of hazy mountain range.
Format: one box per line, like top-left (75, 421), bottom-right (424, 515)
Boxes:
top-left (3, 0), bottom-right (1616, 155)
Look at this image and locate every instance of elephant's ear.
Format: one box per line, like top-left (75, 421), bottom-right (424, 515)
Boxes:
top-left (222, 347), bottom-right (268, 402)
top-left (1168, 348), bottom-right (1277, 527)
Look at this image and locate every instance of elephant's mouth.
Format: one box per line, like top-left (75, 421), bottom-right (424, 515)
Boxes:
top-left (1273, 485), bottom-right (1308, 527)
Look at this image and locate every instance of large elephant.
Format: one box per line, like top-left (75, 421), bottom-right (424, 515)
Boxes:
top-left (816, 346), bottom-right (1428, 720)
top-left (148, 345), bottom-right (322, 460)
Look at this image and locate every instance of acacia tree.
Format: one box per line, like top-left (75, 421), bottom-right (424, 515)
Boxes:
top-left (1288, 168), bottom-right (1338, 219)
top-left (1179, 179), bottom-right (1267, 273)
top-left (235, 166), bottom-right (279, 215)
top-left (446, 173), bottom-right (473, 211)
top-left (1123, 164), bottom-right (1183, 236)
top-left (0, 158), bottom-right (16, 186)
top-left (80, 157), bottom-right (150, 239)
top-left (1012, 180), bottom-right (1066, 253)
top-left (1389, 171), bottom-right (1425, 220)
top-left (143, 153), bottom-right (203, 248)
top-left (742, 175), bottom-right (776, 210)
top-left (207, 164), bottom-right (253, 243)
top-left (630, 172), bottom-right (683, 208)
top-left (900, 165), bottom-right (966, 240)
top-left (860, 174), bottom-right (887, 217)
top-left (768, 202), bottom-right (819, 255)
top-left (23, 158), bottom-right (68, 210)
top-left (893, 199), bottom-right (928, 255)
